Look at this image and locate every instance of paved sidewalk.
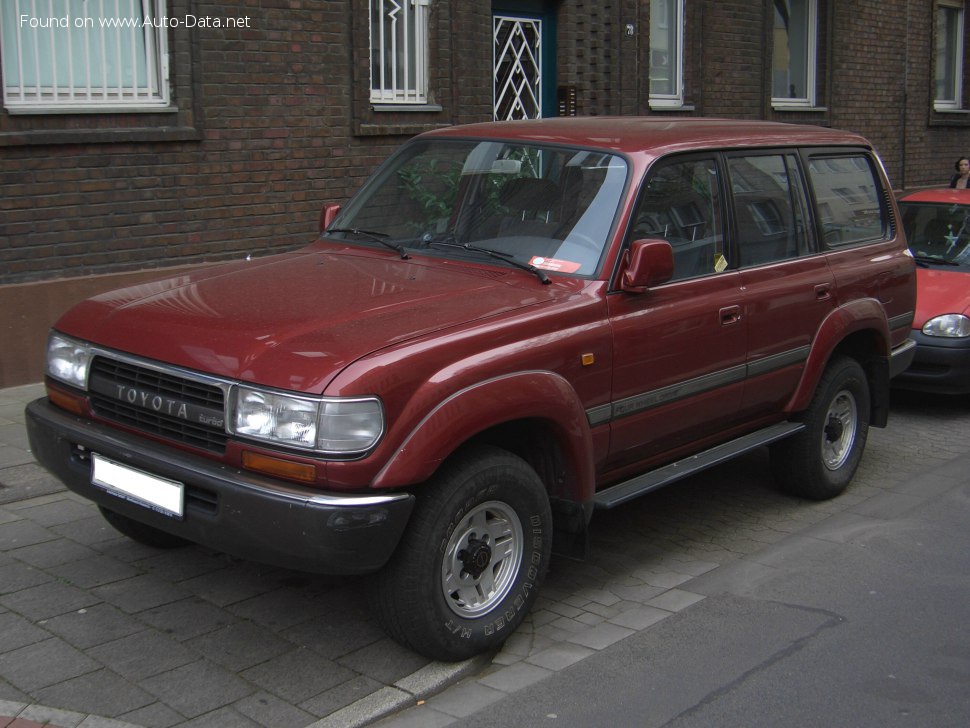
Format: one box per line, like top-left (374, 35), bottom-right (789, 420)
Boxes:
top-left (0, 384), bottom-right (723, 728)
top-left (1, 384), bottom-right (484, 728)
top-left (4, 381), bottom-right (969, 727)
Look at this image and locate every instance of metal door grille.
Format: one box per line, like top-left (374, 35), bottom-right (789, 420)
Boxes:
top-left (493, 15), bottom-right (542, 120)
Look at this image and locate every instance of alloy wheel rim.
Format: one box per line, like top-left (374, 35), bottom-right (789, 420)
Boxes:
top-left (441, 500), bottom-right (523, 618)
top-left (821, 389), bottom-right (857, 471)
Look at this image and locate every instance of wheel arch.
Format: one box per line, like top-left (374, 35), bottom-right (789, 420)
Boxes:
top-left (372, 371), bottom-right (596, 507)
top-left (786, 299), bottom-right (892, 426)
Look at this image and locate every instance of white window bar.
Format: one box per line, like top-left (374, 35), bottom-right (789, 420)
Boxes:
top-left (0, 0), bottom-right (169, 113)
top-left (370, 0), bottom-right (430, 105)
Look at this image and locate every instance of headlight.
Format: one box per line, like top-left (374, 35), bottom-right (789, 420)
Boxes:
top-left (317, 399), bottom-right (384, 452)
top-left (46, 333), bottom-right (92, 389)
top-left (922, 314), bottom-right (970, 338)
top-left (233, 386), bottom-right (383, 453)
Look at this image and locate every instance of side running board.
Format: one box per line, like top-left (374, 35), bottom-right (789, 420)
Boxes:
top-left (593, 421), bottom-right (805, 510)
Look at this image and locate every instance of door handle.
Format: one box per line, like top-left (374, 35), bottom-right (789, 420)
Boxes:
top-left (720, 305), bottom-right (742, 325)
top-left (815, 283), bottom-right (832, 300)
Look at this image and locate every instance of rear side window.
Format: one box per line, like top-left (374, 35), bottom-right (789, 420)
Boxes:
top-left (728, 154), bottom-right (812, 266)
top-left (806, 155), bottom-right (887, 248)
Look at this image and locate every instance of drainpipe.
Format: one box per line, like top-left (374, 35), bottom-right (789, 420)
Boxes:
top-left (899, 0), bottom-right (910, 190)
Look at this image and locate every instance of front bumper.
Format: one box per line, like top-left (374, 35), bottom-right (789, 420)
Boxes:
top-left (26, 398), bottom-right (414, 575)
top-left (892, 331), bottom-right (970, 394)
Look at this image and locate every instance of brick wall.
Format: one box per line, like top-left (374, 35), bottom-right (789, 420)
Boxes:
top-left (1, 0), bottom-right (969, 386)
top-left (898, 1), bottom-right (970, 188)
top-left (4, 0), bottom-right (963, 288)
top-left (699, 2), bottom-right (765, 118)
top-left (827, 0), bottom-right (908, 185)
top-left (0, 0), bottom-right (488, 288)
top-left (558, 0), bottom-right (621, 116)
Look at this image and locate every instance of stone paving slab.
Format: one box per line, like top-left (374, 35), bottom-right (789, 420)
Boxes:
top-left (2, 383), bottom-right (969, 727)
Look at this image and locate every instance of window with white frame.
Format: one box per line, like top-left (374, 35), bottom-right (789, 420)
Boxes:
top-left (771, 0), bottom-right (818, 107)
top-left (649, 0), bottom-right (684, 108)
top-left (935, 0), bottom-right (965, 111)
top-left (0, 0), bottom-right (169, 113)
top-left (370, 0), bottom-right (431, 106)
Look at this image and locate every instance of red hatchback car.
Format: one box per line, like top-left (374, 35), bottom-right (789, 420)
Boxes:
top-left (896, 188), bottom-right (970, 393)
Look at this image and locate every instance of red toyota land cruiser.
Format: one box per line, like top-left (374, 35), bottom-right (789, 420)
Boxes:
top-left (26, 118), bottom-right (916, 661)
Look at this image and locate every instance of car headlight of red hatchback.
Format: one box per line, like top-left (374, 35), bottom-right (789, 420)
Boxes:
top-left (922, 314), bottom-right (970, 338)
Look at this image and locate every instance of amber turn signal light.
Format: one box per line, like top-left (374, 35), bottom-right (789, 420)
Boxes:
top-left (47, 387), bottom-right (86, 416)
top-left (241, 451), bottom-right (318, 483)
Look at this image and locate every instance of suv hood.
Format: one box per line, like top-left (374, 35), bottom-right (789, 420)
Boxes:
top-left (55, 246), bottom-right (556, 393)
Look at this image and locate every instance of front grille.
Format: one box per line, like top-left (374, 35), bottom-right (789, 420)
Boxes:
top-left (89, 357), bottom-right (228, 453)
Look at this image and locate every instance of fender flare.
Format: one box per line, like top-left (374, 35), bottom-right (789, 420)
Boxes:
top-left (372, 370), bottom-right (597, 504)
top-left (785, 298), bottom-right (891, 415)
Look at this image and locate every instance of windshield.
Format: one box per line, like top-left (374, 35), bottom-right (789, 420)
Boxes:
top-left (327, 139), bottom-right (628, 277)
top-left (900, 201), bottom-right (970, 270)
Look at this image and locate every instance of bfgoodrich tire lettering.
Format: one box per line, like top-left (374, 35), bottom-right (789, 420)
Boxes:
top-left (771, 356), bottom-right (871, 500)
top-left (373, 445), bottom-right (552, 661)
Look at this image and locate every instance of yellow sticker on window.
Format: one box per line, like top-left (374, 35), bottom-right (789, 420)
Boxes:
top-left (714, 254), bottom-right (728, 273)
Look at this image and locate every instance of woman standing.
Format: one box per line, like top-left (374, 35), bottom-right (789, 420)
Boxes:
top-left (950, 157), bottom-right (970, 189)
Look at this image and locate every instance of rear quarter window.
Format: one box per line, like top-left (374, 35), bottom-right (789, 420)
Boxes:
top-left (807, 154), bottom-right (889, 248)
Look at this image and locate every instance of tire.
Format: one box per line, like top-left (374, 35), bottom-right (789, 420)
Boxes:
top-left (771, 356), bottom-right (871, 500)
top-left (99, 506), bottom-right (190, 549)
top-left (373, 445), bottom-right (553, 661)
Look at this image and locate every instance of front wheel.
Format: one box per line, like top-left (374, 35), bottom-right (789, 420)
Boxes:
top-left (771, 356), bottom-right (871, 500)
top-left (373, 445), bottom-right (552, 661)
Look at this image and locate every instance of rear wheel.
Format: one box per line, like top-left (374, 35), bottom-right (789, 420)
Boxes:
top-left (373, 445), bottom-right (552, 661)
top-left (99, 506), bottom-right (190, 549)
top-left (771, 356), bottom-right (870, 500)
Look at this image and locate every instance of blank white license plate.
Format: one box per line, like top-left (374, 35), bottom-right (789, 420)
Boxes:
top-left (91, 454), bottom-right (184, 519)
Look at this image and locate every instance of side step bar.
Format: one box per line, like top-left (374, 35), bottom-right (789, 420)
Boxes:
top-left (593, 421), bottom-right (805, 510)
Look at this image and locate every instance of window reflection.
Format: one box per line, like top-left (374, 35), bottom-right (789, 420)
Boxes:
top-left (772, 0), bottom-right (817, 105)
top-left (934, 2), bottom-right (965, 110)
top-left (650, 0), bottom-right (683, 104)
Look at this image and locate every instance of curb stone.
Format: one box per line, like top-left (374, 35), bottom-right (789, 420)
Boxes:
top-left (0, 699), bottom-right (142, 728)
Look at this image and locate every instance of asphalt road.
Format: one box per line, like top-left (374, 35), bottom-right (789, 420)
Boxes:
top-left (378, 389), bottom-right (970, 728)
top-left (458, 456), bottom-right (970, 727)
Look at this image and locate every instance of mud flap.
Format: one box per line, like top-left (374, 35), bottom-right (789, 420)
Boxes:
top-left (868, 356), bottom-right (891, 428)
top-left (550, 497), bottom-right (590, 561)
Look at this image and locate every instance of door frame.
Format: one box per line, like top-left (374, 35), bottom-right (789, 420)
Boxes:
top-left (492, 0), bottom-right (558, 118)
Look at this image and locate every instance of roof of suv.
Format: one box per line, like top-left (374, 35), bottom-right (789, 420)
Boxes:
top-left (422, 117), bottom-right (872, 157)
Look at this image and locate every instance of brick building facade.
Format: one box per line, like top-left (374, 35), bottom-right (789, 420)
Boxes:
top-left (1, 0), bottom-right (968, 385)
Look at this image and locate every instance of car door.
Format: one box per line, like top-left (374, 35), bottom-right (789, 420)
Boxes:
top-left (727, 151), bottom-right (837, 419)
top-left (603, 154), bottom-right (747, 476)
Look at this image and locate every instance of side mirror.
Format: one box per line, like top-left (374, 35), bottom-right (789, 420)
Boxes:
top-left (620, 239), bottom-right (674, 293)
top-left (320, 203), bottom-right (341, 233)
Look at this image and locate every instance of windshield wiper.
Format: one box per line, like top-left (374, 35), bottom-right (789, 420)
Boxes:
top-left (912, 254), bottom-right (958, 267)
top-left (427, 241), bottom-right (550, 284)
top-left (325, 227), bottom-right (410, 260)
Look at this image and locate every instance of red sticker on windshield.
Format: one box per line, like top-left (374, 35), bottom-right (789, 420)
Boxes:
top-left (529, 256), bottom-right (582, 273)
